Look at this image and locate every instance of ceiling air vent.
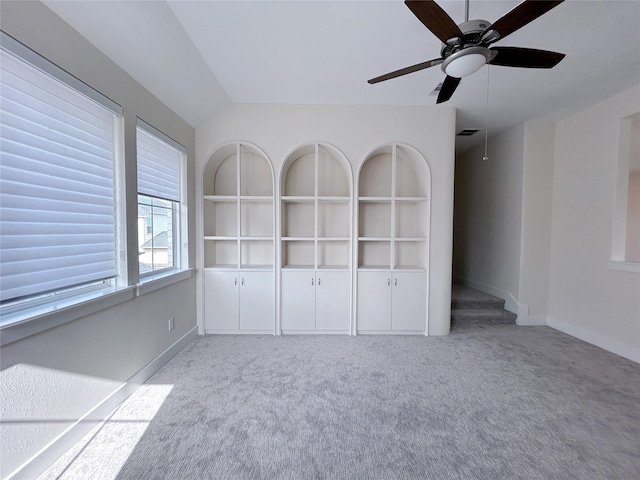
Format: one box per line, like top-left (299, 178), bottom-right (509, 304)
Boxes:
top-left (428, 82), bottom-right (443, 97)
top-left (457, 129), bottom-right (480, 136)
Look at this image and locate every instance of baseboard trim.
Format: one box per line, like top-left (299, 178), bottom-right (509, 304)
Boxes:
top-left (8, 326), bottom-right (198, 480)
top-left (517, 315), bottom-right (548, 326)
top-left (356, 330), bottom-right (426, 335)
top-left (280, 330), bottom-right (351, 335)
top-left (548, 317), bottom-right (640, 364)
top-left (204, 329), bottom-right (274, 335)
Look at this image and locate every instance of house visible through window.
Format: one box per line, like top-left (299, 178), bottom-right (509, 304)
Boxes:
top-left (136, 120), bottom-right (186, 277)
top-left (0, 32), bottom-right (124, 326)
top-left (138, 195), bottom-right (175, 273)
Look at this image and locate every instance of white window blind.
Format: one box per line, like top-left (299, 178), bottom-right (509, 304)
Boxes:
top-left (0, 36), bottom-right (121, 304)
top-left (136, 121), bottom-right (183, 202)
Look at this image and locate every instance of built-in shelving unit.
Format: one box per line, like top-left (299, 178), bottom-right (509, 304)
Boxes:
top-left (202, 142), bottom-right (275, 333)
top-left (280, 143), bottom-right (353, 333)
top-left (356, 144), bottom-right (430, 334)
top-left (200, 140), bottom-right (430, 337)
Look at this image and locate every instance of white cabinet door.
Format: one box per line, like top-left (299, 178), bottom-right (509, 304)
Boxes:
top-left (392, 272), bottom-right (426, 331)
top-left (281, 270), bottom-right (315, 331)
top-left (239, 271), bottom-right (274, 331)
top-left (315, 271), bottom-right (350, 331)
top-left (357, 271), bottom-right (392, 331)
top-left (204, 270), bottom-right (239, 331)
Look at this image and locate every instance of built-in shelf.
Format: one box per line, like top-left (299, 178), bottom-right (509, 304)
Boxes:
top-left (356, 143), bottom-right (430, 334)
top-left (280, 143), bottom-right (352, 270)
top-left (280, 143), bottom-right (353, 334)
top-left (202, 142), bottom-right (275, 269)
top-left (357, 144), bottom-right (429, 271)
top-left (202, 142), bottom-right (276, 334)
top-left (200, 139), bottom-right (431, 336)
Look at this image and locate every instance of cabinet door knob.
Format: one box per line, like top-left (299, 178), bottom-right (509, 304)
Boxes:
top-left (234, 277), bottom-right (237, 285)
top-left (241, 278), bottom-right (245, 285)
top-left (318, 278), bottom-right (321, 286)
top-left (387, 278), bottom-right (390, 286)
top-left (311, 278), bottom-right (314, 286)
top-left (395, 278), bottom-right (398, 286)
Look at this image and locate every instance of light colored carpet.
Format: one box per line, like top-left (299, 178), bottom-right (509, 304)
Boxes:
top-left (41, 325), bottom-right (640, 480)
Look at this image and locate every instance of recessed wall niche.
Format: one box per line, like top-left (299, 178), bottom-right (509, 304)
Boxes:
top-left (202, 142), bottom-right (275, 333)
top-left (280, 143), bottom-right (353, 333)
top-left (356, 143), bottom-right (431, 333)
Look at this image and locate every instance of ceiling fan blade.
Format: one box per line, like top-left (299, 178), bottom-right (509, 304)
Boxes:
top-left (489, 47), bottom-right (565, 68)
top-left (368, 58), bottom-right (443, 84)
top-left (436, 75), bottom-right (461, 104)
top-left (484, 0), bottom-right (565, 44)
top-left (405, 0), bottom-right (463, 44)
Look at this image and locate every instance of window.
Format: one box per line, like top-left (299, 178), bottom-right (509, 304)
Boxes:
top-left (0, 32), bottom-right (125, 327)
top-left (611, 112), bottom-right (640, 272)
top-left (136, 120), bottom-right (187, 277)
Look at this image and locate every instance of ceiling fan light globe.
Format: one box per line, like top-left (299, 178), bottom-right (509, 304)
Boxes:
top-left (441, 46), bottom-right (491, 78)
top-left (444, 54), bottom-right (487, 77)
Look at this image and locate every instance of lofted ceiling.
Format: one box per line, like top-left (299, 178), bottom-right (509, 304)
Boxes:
top-left (42, 0), bottom-right (640, 152)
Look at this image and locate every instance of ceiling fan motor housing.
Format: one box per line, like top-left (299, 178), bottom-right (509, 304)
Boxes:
top-left (440, 20), bottom-right (492, 58)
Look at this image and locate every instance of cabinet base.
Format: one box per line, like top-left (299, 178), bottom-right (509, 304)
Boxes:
top-left (281, 330), bottom-right (351, 335)
top-left (204, 329), bottom-right (274, 335)
top-left (357, 330), bottom-right (426, 335)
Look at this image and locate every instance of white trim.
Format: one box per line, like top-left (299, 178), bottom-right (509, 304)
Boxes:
top-left (607, 261), bottom-right (640, 274)
top-left (137, 268), bottom-right (194, 296)
top-left (517, 315), bottom-right (548, 326)
top-left (548, 316), bottom-right (640, 364)
top-left (0, 287), bottom-right (135, 346)
top-left (279, 330), bottom-right (351, 335)
top-left (205, 329), bottom-right (276, 335)
top-left (6, 326), bottom-right (198, 480)
top-left (355, 330), bottom-right (426, 335)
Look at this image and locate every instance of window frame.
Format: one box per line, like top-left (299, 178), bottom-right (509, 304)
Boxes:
top-left (137, 194), bottom-right (179, 277)
top-left (135, 118), bottom-right (189, 288)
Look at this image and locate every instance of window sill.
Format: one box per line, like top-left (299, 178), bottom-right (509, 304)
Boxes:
top-left (607, 261), bottom-right (640, 274)
top-left (137, 268), bottom-right (194, 296)
top-left (0, 286), bottom-right (136, 346)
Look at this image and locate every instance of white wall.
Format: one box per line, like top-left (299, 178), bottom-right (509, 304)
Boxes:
top-left (453, 84), bottom-right (640, 361)
top-left (548, 84), bottom-right (640, 361)
top-left (196, 104), bottom-right (457, 336)
top-left (453, 124), bottom-right (525, 314)
top-left (519, 122), bottom-right (555, 320)
top-left (0, 2), bottom-right (197, 477)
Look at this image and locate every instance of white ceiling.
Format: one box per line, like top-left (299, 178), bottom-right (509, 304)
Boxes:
top-left (43, 0), bottom-right (640, 152)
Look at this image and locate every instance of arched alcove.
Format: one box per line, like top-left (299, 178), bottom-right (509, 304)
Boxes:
top-left (279, 142), bottom-right (353, 334)
top-left (201, 142), bottom-right (275, 334)
top-left (356, 143), bottom-right (431, 334)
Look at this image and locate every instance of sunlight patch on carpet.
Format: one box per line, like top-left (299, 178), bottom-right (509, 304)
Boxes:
top-left (38, 384), bottom-right (173, 480)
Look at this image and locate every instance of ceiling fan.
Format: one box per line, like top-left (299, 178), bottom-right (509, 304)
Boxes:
top-left (368, 0), bottom-right (566, 104)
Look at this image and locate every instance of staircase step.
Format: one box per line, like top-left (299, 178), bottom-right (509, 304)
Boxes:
top-left (451, 308), bottom-right (517, 326)
top-left (451, 284), bottom-right (506, 310)
top-left (451, 298), bottom-right (505, 310)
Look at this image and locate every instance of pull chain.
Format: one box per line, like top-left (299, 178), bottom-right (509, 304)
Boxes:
top-left (483, 65), bottom-right (490, 161)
